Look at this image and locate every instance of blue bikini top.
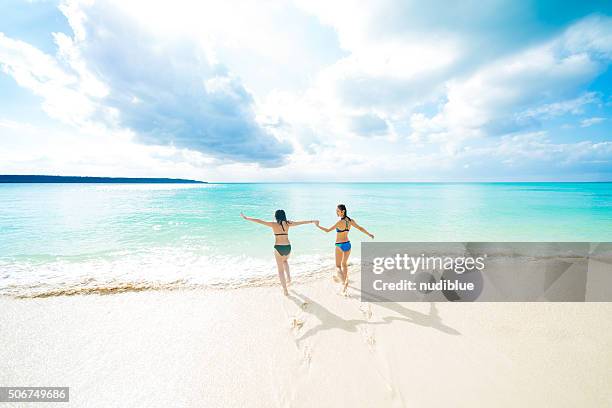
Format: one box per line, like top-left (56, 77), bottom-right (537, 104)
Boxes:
top-left (336, 219), bottom-right (350, 233)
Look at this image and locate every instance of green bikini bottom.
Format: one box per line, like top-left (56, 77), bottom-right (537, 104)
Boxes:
top-left (274, 244), bottom-right (292, 256)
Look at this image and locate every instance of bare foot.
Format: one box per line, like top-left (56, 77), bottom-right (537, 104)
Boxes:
top-left (283, 289), bottom-right (289, 296)
top-left (342, 280), bottom-right (349, 295)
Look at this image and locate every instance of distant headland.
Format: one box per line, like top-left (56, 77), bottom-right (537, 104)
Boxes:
top-left (0, 175), bottom-right (206, 184)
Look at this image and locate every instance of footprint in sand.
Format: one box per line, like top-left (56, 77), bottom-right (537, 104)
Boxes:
top-left (300, 301), bottom-right (309, 311)
top-left (359, 304), bottom-right (372, 320)
top-left (291, 318), bottom-right (304, 330)
top-left (366, 334), bottom-right (376, 347)
top-left (358, 326), bottom-right (377, 351)
top-left (302, 346), bottom-right (312, 366)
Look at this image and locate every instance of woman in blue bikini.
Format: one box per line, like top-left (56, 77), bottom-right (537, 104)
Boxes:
top-left (315, 204), bottom-right (374, 293)
top-left (241, 210), bottom-right (317, 296)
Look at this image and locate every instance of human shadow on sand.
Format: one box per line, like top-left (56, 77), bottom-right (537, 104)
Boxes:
top-left (289, 288), bottom-right (460, 345)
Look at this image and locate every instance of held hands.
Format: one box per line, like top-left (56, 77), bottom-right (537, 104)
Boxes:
top-left (369, 233), bottom-right (375, 239)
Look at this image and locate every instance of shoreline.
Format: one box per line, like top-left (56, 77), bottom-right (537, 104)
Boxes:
top-left (4, 247), bottom-right (608, 300)
top-left (0, 265), bottom-right (336, 299)
top-left (0, 271), bottom-right (330, 299)
top-left (2, 275), bottom-right (611, 407)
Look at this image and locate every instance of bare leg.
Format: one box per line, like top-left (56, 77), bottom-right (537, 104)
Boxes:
top-left (334, 246), bottom-right (343, 282)
top-left (341, 249), bottom-right (351, 294)
top-left (283, 259), bottom-right (291, 286)
top-left (274, 250), bottom-right (289, 296)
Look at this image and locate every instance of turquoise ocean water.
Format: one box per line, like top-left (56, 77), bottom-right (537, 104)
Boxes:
top-left (1, 183), bottom-right (611, 296)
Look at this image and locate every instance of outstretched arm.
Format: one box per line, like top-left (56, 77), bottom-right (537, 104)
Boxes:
top-left (288, 220), bottom-right (318, 226)
top-left (240, 212), bottom-right (275, 227)
top-left (350, 219), bottom-right (374, 239)
top-left (315, 220), bottom-right (336, 233)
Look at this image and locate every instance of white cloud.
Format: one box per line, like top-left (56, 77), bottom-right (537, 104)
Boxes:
top-left (1, 1), bottom-right (611, 180)
top-left (520, 93), bottom-right (600, 119)
top-left (0, 32), bottom-right (97, 126)
top-left (408, 15), bottom-right (612, 152)
top-left (468, 131), bottom-right (612, 168)
top-left (1, 0), bottom-right (295, 166)
top-left (580, 117), bottom-right (606, 127)
top-left (259, 6), bottom-right (612, 170)
top-left (0, 118), bottom-right (218, 178)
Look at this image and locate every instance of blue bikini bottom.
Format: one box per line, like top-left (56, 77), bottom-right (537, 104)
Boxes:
top-left (335, 241), bottom-right (351, 252)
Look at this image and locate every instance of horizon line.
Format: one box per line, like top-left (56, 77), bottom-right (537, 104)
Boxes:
top-left (1, 175), bottom-right (611, 184)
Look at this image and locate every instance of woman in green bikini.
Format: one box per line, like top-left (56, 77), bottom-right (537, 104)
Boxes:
top-left (315, 204), bottom-right (374, 294)
top-left (241, 210), bottom-right (317, 296)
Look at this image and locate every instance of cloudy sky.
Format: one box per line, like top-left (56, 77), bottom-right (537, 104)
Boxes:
top-left (1, 0), bottom-right (611, 181)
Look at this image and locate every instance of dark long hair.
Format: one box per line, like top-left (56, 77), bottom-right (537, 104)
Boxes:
top-left (337, 204), bottom-right (351, 221)
top-left (275, 209), bottom-right (290, 231)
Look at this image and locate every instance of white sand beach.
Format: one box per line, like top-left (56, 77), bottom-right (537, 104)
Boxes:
top-left (1, 275), bottom-right (611, 407)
